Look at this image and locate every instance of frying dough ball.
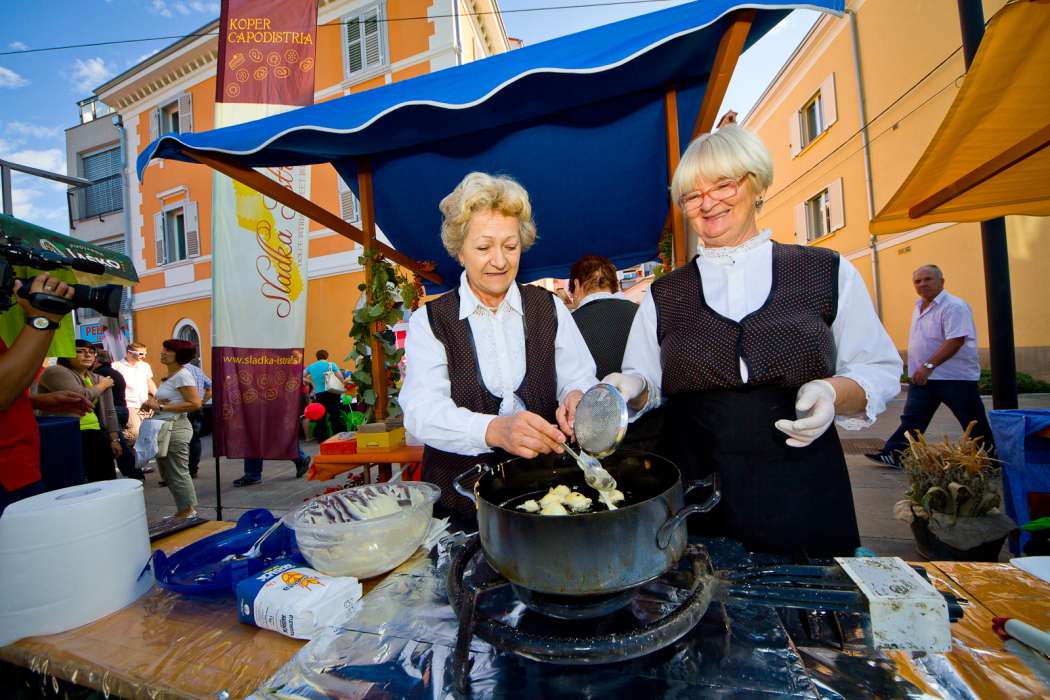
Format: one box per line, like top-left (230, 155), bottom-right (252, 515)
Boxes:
top-left (551, 484), bottom-right (571, 497)
top-left (540, 501), bottom-right (569, 516)
top-left (563, 491), bottom-right (592, 513)
top-left (539, 490), bottom-right (563, 509)
top-left (517, 499), bottom-right (540, 513)
top-left (608, 489), bottom-right (625, 505)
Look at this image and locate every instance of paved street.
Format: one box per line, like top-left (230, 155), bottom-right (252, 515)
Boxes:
top-left (142, 391), bottom-right (1050, 561)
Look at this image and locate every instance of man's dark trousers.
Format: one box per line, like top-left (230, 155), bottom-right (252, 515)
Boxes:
top-left (882, 380), bottom-right (995, 456)
top-left (188, 410), bottom-right (204, 475)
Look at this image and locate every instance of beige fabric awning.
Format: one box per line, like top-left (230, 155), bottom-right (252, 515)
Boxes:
top-left (870, 0), bottom-right (1050, 235)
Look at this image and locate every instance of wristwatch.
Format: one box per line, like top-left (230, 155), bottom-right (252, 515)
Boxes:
top-left (25, 316), bottom-right (60, 331)
top-left (922, 362), bottom-right (936, 370)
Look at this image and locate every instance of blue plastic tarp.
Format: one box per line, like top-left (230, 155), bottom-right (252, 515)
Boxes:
top-left (989, 409), bottom-right (1050, 554)
top-left (138, 1), bottom-right (842, 291)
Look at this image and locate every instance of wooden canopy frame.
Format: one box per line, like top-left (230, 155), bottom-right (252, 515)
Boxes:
top-left (173, 9), bottom-right (755, 418)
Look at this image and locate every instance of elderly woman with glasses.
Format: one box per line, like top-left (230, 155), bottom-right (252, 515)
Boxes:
top-left (37, 339), bottom-right (121, 482)
top-left (605, 125), bottom-right (902, 558)
top-left (400, 172), bottom-right (598, 522)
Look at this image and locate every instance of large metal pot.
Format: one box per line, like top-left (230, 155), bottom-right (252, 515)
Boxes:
top-left (453, 451), bottom-right (720, 596)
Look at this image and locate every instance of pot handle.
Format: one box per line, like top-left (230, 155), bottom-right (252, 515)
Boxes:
top-left (452, 464), bottom-right (485, 506)
top-left (657, 474), bottom-right (722, 550)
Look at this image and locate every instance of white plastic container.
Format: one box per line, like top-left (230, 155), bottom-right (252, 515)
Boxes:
top-left (285, 482), bottom-right (440, 578)
top-left (0, 480), bottom-right (153, 646)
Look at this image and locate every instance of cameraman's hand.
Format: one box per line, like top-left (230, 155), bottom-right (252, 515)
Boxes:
top-left (15, 274), bottom-right (74, 322)
top-left (31, 390), bottom-right (93, 416)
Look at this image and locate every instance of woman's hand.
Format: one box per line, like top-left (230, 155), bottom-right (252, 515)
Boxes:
top-left (555, 390), bottom-right (583, 440)
top-left (96, 376), bottom-right (115, 392)
top-left (485, 411), bottom-right (566, 459)
top-left (109, 435), bottom-right (123, 458)
top-left (141, 398), bottom-right (160, 412)
top-left (602, 372), bottom-right (648, 410)
top-left (774, 379), bottom-right (837, 448)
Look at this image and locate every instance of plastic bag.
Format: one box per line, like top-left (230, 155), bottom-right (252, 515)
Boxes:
top-left (136, 418), bottom-right (163, 469)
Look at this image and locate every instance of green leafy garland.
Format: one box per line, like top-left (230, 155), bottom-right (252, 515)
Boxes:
top-left (346, 248), bottom-right (423, 421)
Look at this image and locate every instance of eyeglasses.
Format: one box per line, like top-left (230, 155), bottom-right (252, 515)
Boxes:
top-left (130, 350), bottom-right (146, 357)
top-left (678, 175), bottom-right (749, 216)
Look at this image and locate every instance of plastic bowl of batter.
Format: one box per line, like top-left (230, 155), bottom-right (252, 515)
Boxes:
top-left (285, 482), bottom-right (440, 578)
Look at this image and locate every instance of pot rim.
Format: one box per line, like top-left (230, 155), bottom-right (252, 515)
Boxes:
top-left (476, 452), bottom-right (684, 517)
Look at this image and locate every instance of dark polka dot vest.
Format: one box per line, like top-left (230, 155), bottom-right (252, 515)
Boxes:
top-left (651, 242), bottom-right (839, 394)
top-left (421, 283), bottom-right (559, 514)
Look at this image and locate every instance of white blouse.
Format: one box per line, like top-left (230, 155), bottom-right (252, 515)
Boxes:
top-left (401, 272), bottom-right (598, 455)
top-left (622, 230), bottom-right (902, 429)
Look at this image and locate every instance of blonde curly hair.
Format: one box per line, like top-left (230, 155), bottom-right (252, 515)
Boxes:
top-left (439, 172), bottom-right (538, 259)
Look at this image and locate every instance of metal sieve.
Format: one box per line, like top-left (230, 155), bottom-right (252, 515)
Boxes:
top-left (573, 383), bottom-right (629, 458)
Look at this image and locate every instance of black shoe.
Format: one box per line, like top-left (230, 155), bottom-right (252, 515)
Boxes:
top-left (189, 469), bottom-right (198, 478)
top-left (294, 457), bottom-right (310, 478)
top-left (233, 476), bottom-right (262, 487)
top-left (864, 452), bottom-right (902, 469)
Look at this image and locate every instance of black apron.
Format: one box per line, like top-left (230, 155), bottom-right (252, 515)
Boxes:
top-left (658, 384), bottom-right (860, 559)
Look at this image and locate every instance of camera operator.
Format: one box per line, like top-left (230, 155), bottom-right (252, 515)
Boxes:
top-left (1, 273), bottom-right (92, 516)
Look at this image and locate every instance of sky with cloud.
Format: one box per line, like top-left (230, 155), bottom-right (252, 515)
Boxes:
top-left (0, 0), bottom-right (813, 234)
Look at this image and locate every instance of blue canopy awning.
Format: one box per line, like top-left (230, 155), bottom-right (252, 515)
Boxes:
top-left (140, 0), bottom-right (842, 291)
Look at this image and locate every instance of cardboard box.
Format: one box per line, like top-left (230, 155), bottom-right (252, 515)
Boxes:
top-left (357, 427), bottom-right (406, 452)
top-left (319, 432), bottom-right (357, 456)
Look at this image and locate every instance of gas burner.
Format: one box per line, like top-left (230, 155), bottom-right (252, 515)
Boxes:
top-left (445, 535), bottom-right (717, 691)
top-left (510, 584), bottom-right (639, 620)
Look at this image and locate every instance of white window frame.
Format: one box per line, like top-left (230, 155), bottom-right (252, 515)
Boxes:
top-left (341, 2), bottom-right (389, 84)
top-left (804, 189), bottom-right (832, 242)
top-left (154, 198), bottom-right (200, 268)
top-left (799, 93), bottom-right (825, 149)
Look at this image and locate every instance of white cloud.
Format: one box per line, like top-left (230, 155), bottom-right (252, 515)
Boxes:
top-left (69, 57), bottom-right (114, 93)
top-left (0, 65), bottom-right (28, 88)
top-left (2, 148), bottom-right (67, 175)
top-left (188, 1), bottom-right (219, 13)
top-left (5, 122), bottom-right (60, 140)
top-left (8, 41), bottom-right (29, 51)
top-left (150, 0), bottom-right (173, 18)
top-left (8, 186), bottom-right (68, 229)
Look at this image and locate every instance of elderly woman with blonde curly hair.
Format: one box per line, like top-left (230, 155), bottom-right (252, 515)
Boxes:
top-left (400, 172), bottom-right (598, 521)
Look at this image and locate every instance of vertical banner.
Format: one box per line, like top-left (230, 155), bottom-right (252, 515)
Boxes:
top-left (211, 0), bottom-right (317, 459)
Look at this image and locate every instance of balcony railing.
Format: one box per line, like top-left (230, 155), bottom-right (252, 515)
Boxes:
top-left (70, 173), bottom-right (123, 221)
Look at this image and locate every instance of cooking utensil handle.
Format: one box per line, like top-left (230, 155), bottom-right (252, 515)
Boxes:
top-left (657, 474), bottom-right (721, 549)
top-left (452, 464), bottom-right (484, 506)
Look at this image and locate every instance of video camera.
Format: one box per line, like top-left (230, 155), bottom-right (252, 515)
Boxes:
top-left (0, 233), bottom-right (123, 318)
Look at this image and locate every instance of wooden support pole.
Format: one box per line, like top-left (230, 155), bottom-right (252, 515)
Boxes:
top-left (692, 9), bottom-right (755, 140)
top-left (658, 10), bottom-right (754, 269)
top-left (358, 158), bottom-right (388, 421)
top-left (664, 87), bottom-right (687, 269)
top-left (180, 147), bottom-right (442, 285)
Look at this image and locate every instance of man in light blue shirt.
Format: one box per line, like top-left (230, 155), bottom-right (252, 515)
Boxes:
top-left (184, 360), bottom-right (212, 478)
top-left (303, 349), bottom-right (345, 443)
top-left (867, 265), bottom-right (994, 467)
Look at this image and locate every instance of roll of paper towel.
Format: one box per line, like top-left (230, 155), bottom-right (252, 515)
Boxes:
top-left (0, 479), bottom-right (154, 646)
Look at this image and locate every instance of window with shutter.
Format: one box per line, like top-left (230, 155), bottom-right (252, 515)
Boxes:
top-left (161, 207), bottom-right (188, 263)
top-left (80, 147), bottom-right (123, 218)
top-left (154, 212), bottom-right (166, 266)
top-left (178, 93), bottom-right (193, 133)
top-left (343, 4), bottom-right (387, 79)
top-left (804, 189), bottom-right (832, 242)
top-left (99, 238), bottom-right (126, 255)
top-left (184, 201), bottom-right (200, 257)
top-left (338, 179), bottom-right (360, 224)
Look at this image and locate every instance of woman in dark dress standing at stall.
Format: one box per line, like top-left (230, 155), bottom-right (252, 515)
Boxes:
top-left (605, 125), bottom-right (902, 558)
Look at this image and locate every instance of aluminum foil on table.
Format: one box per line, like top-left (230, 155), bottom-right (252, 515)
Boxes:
top-left (253, 538), bottom-right (953, 699)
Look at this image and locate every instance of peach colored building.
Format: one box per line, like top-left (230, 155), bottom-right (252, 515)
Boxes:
top-left (745, 0), bottom-right (1050, 378)
top-left (90, 0), bottom-right (511, 376)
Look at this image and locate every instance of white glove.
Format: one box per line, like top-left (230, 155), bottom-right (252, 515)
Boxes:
top-left (601, 372), bottom-right (647, 404)
top-left (774, 379), bottom-right (837, 448)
